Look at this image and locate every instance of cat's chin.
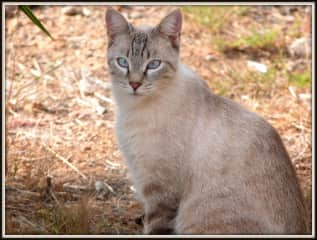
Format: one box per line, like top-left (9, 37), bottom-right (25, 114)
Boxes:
top-left (129, 91), bottom-right (142, 96)
top-left (128, 90), bottom-right (148, 97)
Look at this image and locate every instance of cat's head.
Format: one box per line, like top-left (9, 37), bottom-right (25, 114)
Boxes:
top-left (105, 8), bottom-right (182, 98)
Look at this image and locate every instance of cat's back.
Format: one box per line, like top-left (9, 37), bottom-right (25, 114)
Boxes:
top-left (178, 65), bottom-right (308, 234)
top-left (180, 65), bottom-right (288, 152)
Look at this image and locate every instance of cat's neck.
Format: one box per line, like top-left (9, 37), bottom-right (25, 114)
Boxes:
top-left (176, 63), bottom-right (197, 81)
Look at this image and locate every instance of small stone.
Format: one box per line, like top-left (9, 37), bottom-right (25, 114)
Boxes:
top-left (247, 60), bottom-right (268, 73)
top-left (95, 181), bottom-right (106, 193)
top-left (288, 37), bottom-right (311, 58)
top-left (299, 93), bottom-right (311, 106)
top-left (82, 8), bottom-right (91, 17)
top-left (96, 105), bottom-right (107, 115)
top-left (241, 95), bottom-right (249, 101)
top-left (95, 181), bottom-right (111, 200)
top-left (205, 54), bottom-right (217, 61)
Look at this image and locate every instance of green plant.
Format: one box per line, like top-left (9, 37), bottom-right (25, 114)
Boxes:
top-left (217, 29), bottom-right (280, 52)
top-left (182, 6), bottom-right (249, 34)
top-left (288, 71), bottom-right (311, 88)
top-left (18, 6), bottom-right (53, 40)
top-left (37, 199), bottom-right (90, 234)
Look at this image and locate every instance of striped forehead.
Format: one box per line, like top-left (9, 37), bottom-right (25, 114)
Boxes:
top-left (129, 32), bottom-right (149, 59)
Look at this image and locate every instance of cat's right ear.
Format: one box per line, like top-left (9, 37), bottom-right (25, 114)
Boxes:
top-left (157, 9), bottom-right (182, 49)
top-left (105, 8), bottom-right (129, 45)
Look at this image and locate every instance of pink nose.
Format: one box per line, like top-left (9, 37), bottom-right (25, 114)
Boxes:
top-left (129, 81), bottom-right (142, 91)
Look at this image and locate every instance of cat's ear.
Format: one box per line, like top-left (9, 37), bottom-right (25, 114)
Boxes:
top-left (105, 8), bottom-right (129, 44)
top-left (157, 9), bottom-right (182, 48)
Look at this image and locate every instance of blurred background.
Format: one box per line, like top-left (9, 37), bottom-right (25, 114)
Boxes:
top-left (4, 5), bottom-right (312, 235)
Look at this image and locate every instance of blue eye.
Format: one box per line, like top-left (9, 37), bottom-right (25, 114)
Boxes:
top-left (147, 59), bottom-right (161, 70)
top-left (117, 57), bottom-right (129, 68)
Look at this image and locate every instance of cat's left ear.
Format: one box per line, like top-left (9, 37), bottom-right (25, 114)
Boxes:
top-left (157, 9), bottom-right (182, 49)
top-left (105, 8), bottom-right (129, 45)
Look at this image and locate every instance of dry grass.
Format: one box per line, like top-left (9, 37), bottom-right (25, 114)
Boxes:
top-left (4, 5), bottom-right (312, 235)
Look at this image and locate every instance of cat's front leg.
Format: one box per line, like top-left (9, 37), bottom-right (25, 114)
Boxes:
top-left (141, 183), bottom-right (177, 235)
top-left (143, 203), bottom-right (176, 235)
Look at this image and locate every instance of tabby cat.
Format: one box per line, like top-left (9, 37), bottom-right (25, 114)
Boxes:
top-left (105, 8), bottom-right (308, 234)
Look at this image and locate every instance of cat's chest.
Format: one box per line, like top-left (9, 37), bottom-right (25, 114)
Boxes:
top-left (115, 111), bottom-right (164, 159)
top-left (114, 104), bottom-right (188, 167)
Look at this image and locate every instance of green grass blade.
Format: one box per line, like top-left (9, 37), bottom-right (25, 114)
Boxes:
top-left (18, 6), bottom-right (54, 40)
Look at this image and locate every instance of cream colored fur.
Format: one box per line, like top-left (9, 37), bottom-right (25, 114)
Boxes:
top-left (106, 8), bottom-right (308, 235)
top-left (112, 63), bottom-right (307, 234)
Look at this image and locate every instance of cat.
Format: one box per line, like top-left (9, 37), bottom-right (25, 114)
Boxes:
top-left (105, 8), bottom-right (308, 235)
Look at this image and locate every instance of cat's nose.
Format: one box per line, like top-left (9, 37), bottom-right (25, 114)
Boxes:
top-left (129, 81), bottom-right (142, 91)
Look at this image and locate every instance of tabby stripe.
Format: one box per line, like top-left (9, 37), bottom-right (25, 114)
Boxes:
top-left (141, 35), bottom-right (147, 58)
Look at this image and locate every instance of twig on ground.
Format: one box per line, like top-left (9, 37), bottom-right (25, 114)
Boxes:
top-left (6, 186), bottom-right (41, 197)
top-left (94, 92), bottom-right (114, 105)
top-left (46, 176), bottom-right (61, 206)
top-left (42, 143), bottom-right (88, 180)
top-left (104, 181), bottom-right (115, 194)
top-left (63, 183), bottom-right (90, 192)
top-left (18, 156), bottom-right (48, 162)
top-left (5, 206), bottom-right (33, 212)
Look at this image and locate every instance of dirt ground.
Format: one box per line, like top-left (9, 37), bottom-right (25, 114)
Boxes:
top-left (4, 5), bottom-right (312, 235)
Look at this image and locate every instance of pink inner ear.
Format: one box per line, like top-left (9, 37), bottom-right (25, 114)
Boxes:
top-left (106, 9), bottom-right (129, 41)
top-left (106, 13), bottom-right (115, 38)
top-left (174, 12), bottom-right (182, 34)
top-left (158, 9), bottom-right (182, 41)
